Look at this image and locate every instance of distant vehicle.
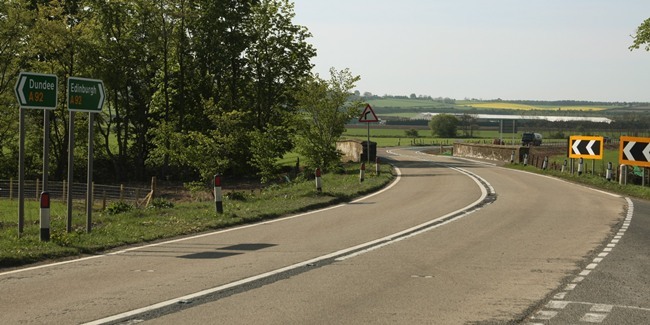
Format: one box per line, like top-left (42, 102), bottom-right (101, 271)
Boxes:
top-left (521, 132), bottom-right (542, 146)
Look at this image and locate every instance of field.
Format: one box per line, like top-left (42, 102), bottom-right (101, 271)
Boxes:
top-left (460, 102), bottom-right (609, 111)
top-left (365, 98), bottom-right (449, 109)
top-left (364, 98), bottom-right (617, 113)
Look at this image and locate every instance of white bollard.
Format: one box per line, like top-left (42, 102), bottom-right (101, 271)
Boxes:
top-left (375, 157), bottom-right (380, 176)
top-left (606, 162), bottom-right (612, 181)
top-left (619, 165), bottom-right (627, 185)
top-left (577, 158), bottom-right (584, 176)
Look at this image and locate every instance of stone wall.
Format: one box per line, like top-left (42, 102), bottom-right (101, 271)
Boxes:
top-left (336, 140), bottom-right (363, 163)
top-left (453, 143), bottom-right (530, 163)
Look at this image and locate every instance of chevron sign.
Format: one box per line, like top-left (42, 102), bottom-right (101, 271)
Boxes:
top-left (568, 136), bottom-right (603, 159)
top-left (620, 136), bottom-right (650, 167)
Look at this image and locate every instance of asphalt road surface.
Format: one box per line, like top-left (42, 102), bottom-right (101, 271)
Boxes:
top-left (2, 147), bottom-right (644, 324)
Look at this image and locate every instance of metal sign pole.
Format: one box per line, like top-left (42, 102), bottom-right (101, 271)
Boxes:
top-left (18, 108), bottom-right (25, 236)
top-left (66, 111), bottom-right (75, 233)
top-left (367, 122), bottom-right (370, 164)
top-left (43, 110), bottom-right (50, 192)
top-left (86, 113), bottom-right (94, 233)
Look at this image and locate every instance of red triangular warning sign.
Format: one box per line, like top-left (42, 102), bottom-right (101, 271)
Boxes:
top-left (359, 104), bottom-right (379, 122)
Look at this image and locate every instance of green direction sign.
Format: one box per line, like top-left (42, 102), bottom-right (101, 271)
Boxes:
top-left (14, 72), bottom-right (58, 109)
top-left (67, 77), bottom-right (105, 112)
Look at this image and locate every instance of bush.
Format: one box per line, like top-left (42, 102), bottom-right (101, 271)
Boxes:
top-left (106, 201), bottom-right (134, 215)
top-left (148, 198), bottom-right (174, 209)
top-left (225, 191), bottom-right (247, 201)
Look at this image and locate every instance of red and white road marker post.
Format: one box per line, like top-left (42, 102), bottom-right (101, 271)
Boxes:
top-left (315, 168), bottom-right (322, 192)
top-left (214, 174), bottom-right (223, 214)
top-left (40, 192), bottom-right (50, 242)
top-left (359, 162), bottom-right (365, 183)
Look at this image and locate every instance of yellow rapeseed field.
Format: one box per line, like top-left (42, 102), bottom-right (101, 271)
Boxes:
top-left (469, 102), bottom-right (606, 111)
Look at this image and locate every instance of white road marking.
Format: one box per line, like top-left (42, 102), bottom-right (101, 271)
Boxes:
top-left (533, 310), bottom-right (558, 320)
top-left (82, 153), bottom-right (493, 324)
top-left (591, 304), bottom-right (613, 313)
top-left (546, 300), bottom-right (570, 309)
top-left (581, 313), bottom-right (608, 323)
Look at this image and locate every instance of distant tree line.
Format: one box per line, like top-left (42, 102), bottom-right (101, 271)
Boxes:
top-left (0, 0), bottom-right (361, 183)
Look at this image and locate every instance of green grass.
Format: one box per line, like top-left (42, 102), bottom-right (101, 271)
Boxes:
top-left (507, 162), bottom-right (650, 200)
top-left (366, 98), bottom-right (449, 109)
top-left (0, 163), bottom-right (394, 269)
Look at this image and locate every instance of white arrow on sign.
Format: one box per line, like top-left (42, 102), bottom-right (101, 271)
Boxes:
top-left (587, 140), bottom-right (596, 156)
top-left (572, 139), bottom-right (581, 154)
top-left (572, 139), bottom-right (598, 156)
top-left (97, 83), bottom-right (105, 110)
top-left (624, 141), bottom-right (636, 161)
top-left (17, 76), bottom-right (27, 105)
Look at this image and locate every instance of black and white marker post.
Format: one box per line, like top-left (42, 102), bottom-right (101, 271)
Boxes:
top-left (40, 192), bottom-right (50, 242)
top-left (214, 174), bottom-right (223, 214)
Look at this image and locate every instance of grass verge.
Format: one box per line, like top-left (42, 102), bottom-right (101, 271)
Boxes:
top-left (0, 163), bottom-right (394, 269)
top-left (506, 163), bottom-right (650, 200)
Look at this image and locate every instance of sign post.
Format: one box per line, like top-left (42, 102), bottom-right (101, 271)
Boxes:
top-left (67, 77), bottom-right (105, 233)
top-left (358, 104), bottom-right (379, 164)
top-left (14, 72), bottom-right (58, 236)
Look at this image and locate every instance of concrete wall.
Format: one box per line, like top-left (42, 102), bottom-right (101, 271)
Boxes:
top-left (453, 143), bottom-right (529, 163)
top-left (336, 140), bottom-right (363, 163)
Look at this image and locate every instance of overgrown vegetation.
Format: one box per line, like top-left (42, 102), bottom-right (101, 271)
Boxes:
top-left (0, 0), bottom-right (340, 185)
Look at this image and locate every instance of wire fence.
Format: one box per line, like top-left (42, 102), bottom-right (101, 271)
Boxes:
top-left (0, 179), bottom-right (152, 207)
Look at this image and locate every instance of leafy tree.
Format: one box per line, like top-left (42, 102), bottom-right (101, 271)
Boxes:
top-left (404, 128), bottom-right (419, 139)
top-left (294, 68), bottom-right (363, 171)
top-left (429, 114), bottom-right (459, 138)
top-left (459, 113), bottom-right (477, 137)
top-left (630, 18), bottom-right (650, 51)
top-left (0, 0), bottom-right (31, 177)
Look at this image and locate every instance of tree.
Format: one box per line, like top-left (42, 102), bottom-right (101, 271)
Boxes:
top-left (459, 113), bottom-right (477, 137)
top-left (429, 114), bottom-right (459, 138)
top-left (0, 0), bottom-right (30, 178)
top-left (294, 68), bottom-right (362, 171)
top-left (404, 128), bottom-right (419, 139)
top-left (630, 18), bottom-right (650, 51)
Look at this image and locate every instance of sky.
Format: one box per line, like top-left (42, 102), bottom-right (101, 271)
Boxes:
top-left (293, 0), bottom-right (650, 102)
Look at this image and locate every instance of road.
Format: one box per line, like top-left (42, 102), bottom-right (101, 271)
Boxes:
top-left (1, 147), bottom-right (644, 324)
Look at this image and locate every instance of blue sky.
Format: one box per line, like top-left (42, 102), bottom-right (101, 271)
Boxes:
top-left (293, 0), bottom-right (650, 102)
